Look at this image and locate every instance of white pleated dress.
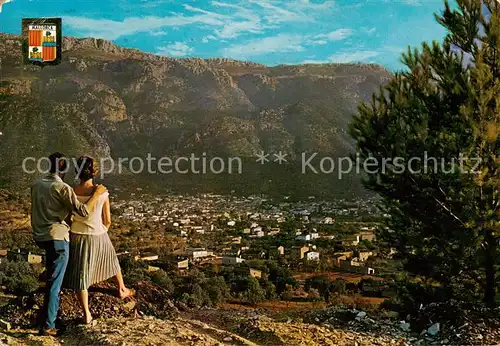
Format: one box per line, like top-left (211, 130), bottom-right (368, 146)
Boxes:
top-left (65, 192), bottom-right (121, 290)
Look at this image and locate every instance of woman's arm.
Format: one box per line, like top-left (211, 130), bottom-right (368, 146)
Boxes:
top-left (102, 196), bottom-right (111, 230)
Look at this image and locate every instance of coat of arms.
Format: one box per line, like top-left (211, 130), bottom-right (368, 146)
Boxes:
top-left (22, 18), bottom-right (62, 66)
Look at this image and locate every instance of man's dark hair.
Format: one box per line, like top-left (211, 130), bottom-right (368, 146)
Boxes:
top-left (48, 152), bottom-right (67, 174)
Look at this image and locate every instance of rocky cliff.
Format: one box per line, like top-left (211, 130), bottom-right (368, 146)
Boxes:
top-left (0, 34), bottom-right (392, 195)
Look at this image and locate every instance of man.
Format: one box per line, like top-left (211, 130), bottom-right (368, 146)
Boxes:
top-left (31, 152), bottom-right (107, 336)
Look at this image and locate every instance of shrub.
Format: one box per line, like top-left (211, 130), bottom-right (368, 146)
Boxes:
top-left (149, 269), bottom-right (174, 292)
top-left (0, 260), bottom-right (39, 295)
top-left (241, 277), bottom-right (266, 306)
top-left (328, 278), bottom-right (347, 295)
top-left (259, 278), bottom-right (277, 300)
top-left (205, 276), bottom-right (230, 306)
top-left (125, 268), bottom-right (148, 285)
top-left (119, 255), bottom-right (149, 285)
top-left (307, 288), bottom-right (322, 302)
top-left (305, 275), bottom-right (330, 296)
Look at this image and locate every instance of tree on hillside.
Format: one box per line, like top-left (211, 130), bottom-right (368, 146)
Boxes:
top-left (350, 0), bottom-right (499, 307)
top-left (267, 261), bottom-right (298, 295)
top-left (241, 277), bottom-right (266, 306)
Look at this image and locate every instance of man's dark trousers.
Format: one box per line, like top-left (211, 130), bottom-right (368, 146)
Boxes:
top-left (36, 240), bottom-right (69, 330)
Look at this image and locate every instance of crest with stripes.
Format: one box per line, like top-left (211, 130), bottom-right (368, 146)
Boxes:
top-left (22, 18), bottom-right (62, 67)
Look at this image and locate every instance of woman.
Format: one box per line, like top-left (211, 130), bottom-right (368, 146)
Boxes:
top-left (65, 155), bottom-right (134, 324)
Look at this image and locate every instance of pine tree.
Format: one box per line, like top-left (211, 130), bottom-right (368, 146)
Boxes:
top-left (350, 0), bottom-right (499, 307)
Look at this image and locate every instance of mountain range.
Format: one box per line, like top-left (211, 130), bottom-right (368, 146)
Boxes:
top-left (0, 33), bottom-right (392, 197)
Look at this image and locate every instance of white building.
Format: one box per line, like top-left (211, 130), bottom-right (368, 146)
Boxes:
top-left (296, 234), bottom-right (310, 241)
top-left (187, 248), bottom-right (212, 260)
top-left (305, 251), bottom-right (320, 261)
top-left (250, 230), bottom-right (265, 238)
top-left (222, 257), bottom-right (245, 265)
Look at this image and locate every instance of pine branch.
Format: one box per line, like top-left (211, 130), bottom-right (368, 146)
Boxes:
top-left (407, 175), bottom-right (467, 226)
top-left (433, 197), bottom-right (467, 226)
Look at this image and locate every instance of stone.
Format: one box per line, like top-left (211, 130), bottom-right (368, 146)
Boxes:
top-left (76, 60), bottom-right (88, 71)
top-left (123, 301), bottom-right (136, 310)
top-left (0, 320), bottom-right (11, 331)
top-left (355, 311), bottom-right (367, 321)
top-left (399, 321), bottom-right (411, 332)
top-left (427, 323), bottom-right (440, 336)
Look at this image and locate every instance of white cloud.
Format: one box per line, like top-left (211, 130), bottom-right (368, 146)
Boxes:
top-left (212, 1), bottom-right (259, 20)
top-left (383, 46), bottom-right (404, 54)
top-left (328, 51), bottom-right (379, 63)
top-left (223, 34), bottom-right (305, 58)
top-left (182, 4), bottom-right (230, 22)
top-left (362, 27), bottom-right (376, 35)
top-left (402, 0), bottom-right (421, 6)
top-left (201, 35), bottom-right (217, 43)
top-left (64, 15), bottom-right (225, 40)
top-left (314, 28), bottom-right (353, 41)
top-left (286, 0), bottom-right (335, 11)
top-left (150, 31), bottom-right (168, 37)
top-left (301, 59), bottom-right (330, 64)
top-left (65, 0), bottom-right (337, 42)
top-left (221, 27), bottom-right (355, 59)
top-left (157, 42), bottom-right (194, 57)
top-left (215, 20), bottom-right (266, 39)
top-left (301, 49), bottom-right (381, 65)
top-left (211, 1), bottom-right (272, 39)
top-left (0, 0), bottom-right (12, 13)
top-left (249, 0), bottom-right (309, 23)
top-left (306, 28), bottom-right (353, 45)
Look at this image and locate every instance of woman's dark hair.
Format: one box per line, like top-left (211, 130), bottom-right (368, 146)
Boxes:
top-left (76, 155), bottom-right (96, 181)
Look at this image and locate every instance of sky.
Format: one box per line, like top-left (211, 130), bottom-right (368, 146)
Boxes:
top-left (0, 0), bottom-right (451, 70)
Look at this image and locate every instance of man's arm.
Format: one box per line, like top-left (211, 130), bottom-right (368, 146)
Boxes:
top-left (82, 185), bottom-right (108, 212)
top-left (59, 184), bottom-right (107, 217)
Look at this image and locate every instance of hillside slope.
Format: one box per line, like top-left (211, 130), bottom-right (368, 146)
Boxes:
top-left (0, 34), bottom-right (392, 196)
top-left (1, 315), bottom-right (411, 346)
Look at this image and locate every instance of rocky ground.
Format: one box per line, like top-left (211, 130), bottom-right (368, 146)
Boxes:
top-left (1, 304), bottom-right (499, 345)
top-left (0, 316), bottom-right (252, 346)
top-left (0, 280), bottom-right (499, 345)
top-left (0, 281), bottom-right (177, 330)
top-left (306, 305), bottom-right (500, 345)
top-left (1, 314), bottom-right (411, 346)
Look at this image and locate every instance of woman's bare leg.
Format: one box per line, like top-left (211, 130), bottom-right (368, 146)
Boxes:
top-left (114, 271), bottom-right (133, 298)
top-left (77, 290), bottom-right (92, 324)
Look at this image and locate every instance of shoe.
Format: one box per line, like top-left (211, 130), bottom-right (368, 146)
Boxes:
top-left (40, 328), bottom-right (58, 337)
